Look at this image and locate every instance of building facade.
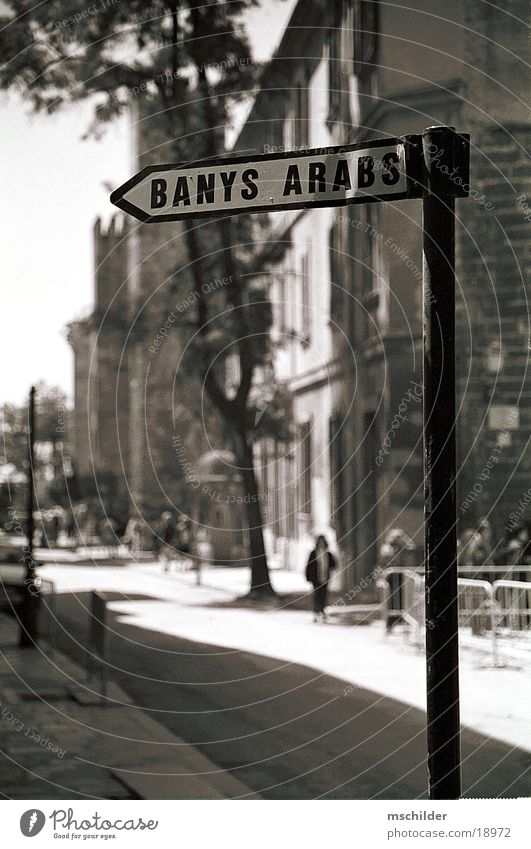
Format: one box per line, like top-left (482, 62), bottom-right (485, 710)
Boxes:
top-left (235, 0), bottom-right (531, 589)
top-left (68, 108), bottom-right (250, 557)
top-left (67, 0), bottom-right (530, 574)
top-left (67, 215), bottom-right (130, 518)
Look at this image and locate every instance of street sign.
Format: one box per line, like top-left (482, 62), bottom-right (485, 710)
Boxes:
top-left (111, 126), bottom-right (470, 800)
top-left (111, 138), bottom-right (420, 222)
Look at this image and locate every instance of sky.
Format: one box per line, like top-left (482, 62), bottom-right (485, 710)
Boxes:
top-left (1, 0), bottom-right (296, 406)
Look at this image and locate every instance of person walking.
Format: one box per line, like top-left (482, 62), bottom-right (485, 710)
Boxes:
top-left (175, 514), bottom-right (192, 570)
top-left (379, 527), bottom-right (416, 629)
top-left (123, 517), bottom-right (142, 556)
top-left (305, 534), bottom-right (337, 622)
top-left (158, 512), bottom-right (176, 573)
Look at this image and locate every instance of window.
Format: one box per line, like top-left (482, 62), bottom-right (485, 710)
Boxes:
top-left (362, 204), bottom-right (378, 296)
top-left (301, 247), bottom-right (312, 345)
top-left (295, 82), bottom-right (309, 148)
top-left (273, 442), bottom-right (281, 536)
top-left (346, 220), bottom-right (357, 345)
top-left (285, 81), bottom-right (309, 150)
top-left (224, 352), bottom-right (241, 398)
top-left (277, 267), bottom-right (290, 335)
top-left (353, 0), bottom-right (378, 78)
top-left (265, 95), bottom-right (284, 152)
top-left (328, 16), bottom-right (342, 120)
top-left (286, 451), bottom-right (297, 539)
top-left (350, 204), bottom-right (378, 299)
top-left (284, 98), bottom-right (295, 151)
top-left (277, 450), bottom-right (294, 539)
top-left (274, 271), bottom-right (284, 332)
top-left (329, 0), bottom-right (355, 123)
top-left (362, 411), bottom-right (379, 569)
top-left (330, 412), bottom-right (347, 541)
top-left (329, 219), bottom-right (344, 324)
top-left (299, 420), bottom-right (312, 519)
top-left (349, 205), bottom-right (380, 338)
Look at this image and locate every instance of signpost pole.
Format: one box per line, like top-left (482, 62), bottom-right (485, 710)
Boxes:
top-left (20, 385), bottom-right (40, 647)
top-left (422, 126), bottom-right (461, 799)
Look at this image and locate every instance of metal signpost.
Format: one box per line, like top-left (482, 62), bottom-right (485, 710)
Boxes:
top-left (20, 385), bottom-right (40, 648)
top-left (111, 126), bottom-right (470, 798)
top-left (421, 127), bottom-right (469, 799)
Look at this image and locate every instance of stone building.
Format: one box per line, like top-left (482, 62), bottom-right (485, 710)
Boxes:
top-left (68, 0), bottom-right (529, 572)
top-left (234, 0), bottom-right (530, 588)
top-left (68, 143), bottom-right (197, 528)
top-left (68, 106), bottom-right (250, 558)
top-left (67, 215), bottom-right (130, 520)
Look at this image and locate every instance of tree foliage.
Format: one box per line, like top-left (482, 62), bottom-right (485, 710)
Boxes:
top-left (0, 383), bottom-right (70, 523)
top-left (0, 1), bottom-right (287, 593)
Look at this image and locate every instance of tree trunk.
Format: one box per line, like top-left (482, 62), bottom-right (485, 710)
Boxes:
top-left (237, 438), bottom-right (275, 597)
top-left (182, 225), bottom-right (275, 597)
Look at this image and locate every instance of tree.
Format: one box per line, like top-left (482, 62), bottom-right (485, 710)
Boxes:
top-left (0, 0), bottom-right (287, 596)
top-left (0, 383), bottom-right (70, 521)
top-left (1, 384), bottom-right (67, 476)
top-left (0, 401), bottom-right (28, 480)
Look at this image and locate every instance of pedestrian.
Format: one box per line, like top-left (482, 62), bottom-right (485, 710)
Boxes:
top-left (158, 511), bottom-right (176, 573)
top-left (305, 534), bottom-right (336, 622)
top-left (66, 509), bottom-right (76, 542)
top-left (123, 517), bottom-right (142, 555)
top-left (194, 528), bottom-right (212, 586)
top-left (175, 514), bottom-right (192, 570)
top-left (379, 528), bottom-right (416, 629)
top-left (507, 524), bottom-right (531, 568)
top-left (458, 521), bottom-right (493, 577)
top-left (50, 511), bottom-right (60, 544)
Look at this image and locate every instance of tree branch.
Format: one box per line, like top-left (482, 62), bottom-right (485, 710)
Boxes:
top-left (188, 2), bottom-right (256, 420)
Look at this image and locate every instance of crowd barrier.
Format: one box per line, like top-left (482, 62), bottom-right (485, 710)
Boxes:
top-left (380, 566), bottom-right (531, 666)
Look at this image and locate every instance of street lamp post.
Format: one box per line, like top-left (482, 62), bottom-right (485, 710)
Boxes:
top-left (19, 385), bottom-right (40, 647)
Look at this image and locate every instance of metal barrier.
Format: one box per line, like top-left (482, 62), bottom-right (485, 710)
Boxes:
top-left (457, 564), bottom-right (531, 583)
top-left (381, 567), bottom-right (531, 666)
top-left (379, 568), bottom-right (425, 649)
top-left (457, 578), bottom-right (502, 666)
top-left (76, 544), bottom-right (130, 561)
top-left (492, 580), bottom-right (531, 633)
top-left (381, 572), bottom-right (498, 653)
top-left (87, 590), bottom-right (108, 700)
top-left (0, 566), bottom-right (56, 652)
top-left (457, 578), bottom-right (494, 636)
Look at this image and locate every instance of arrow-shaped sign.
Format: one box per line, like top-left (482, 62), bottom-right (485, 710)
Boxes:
top-left (110, 138), bottom-right (421, 223)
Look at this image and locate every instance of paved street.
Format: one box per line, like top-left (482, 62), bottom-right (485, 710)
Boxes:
top-left (35, 562), bottom-right (530, 800)
top-left (0, 613), bottom-right (252, 800)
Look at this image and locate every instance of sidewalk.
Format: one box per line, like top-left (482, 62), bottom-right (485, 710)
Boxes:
top-left (36, 562), bottom-right (531, 756)
top-left (1, 537), bottom-right (156, 567)
top-left (0, 612), bottom-right (255, 800)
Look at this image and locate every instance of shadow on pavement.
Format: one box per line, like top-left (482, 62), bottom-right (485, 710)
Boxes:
top-left (18, 591), bottom-right (529, 801)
